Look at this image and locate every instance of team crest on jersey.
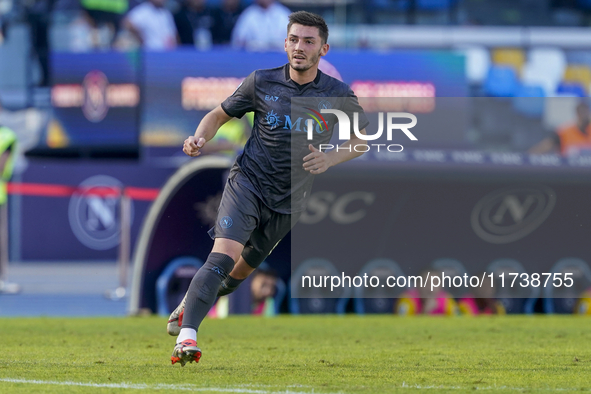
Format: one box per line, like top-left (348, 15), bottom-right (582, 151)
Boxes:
top-left (318, 100), bottom-right (332, 111)
top-left (265, 110), bottom-right (281, 130)
top-left (220, 216), bottom-right (233, 229)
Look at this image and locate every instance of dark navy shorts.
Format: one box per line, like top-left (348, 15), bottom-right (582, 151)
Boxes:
top-left (208, 171), bottom-right (299, 268)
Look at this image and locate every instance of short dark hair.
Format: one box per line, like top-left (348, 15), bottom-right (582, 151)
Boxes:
top-left (254, 262), bottom-right (278, 279)
top-left (287, 11), bottom-right (329, 44)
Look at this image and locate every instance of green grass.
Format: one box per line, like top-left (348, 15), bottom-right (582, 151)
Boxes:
top-left (0, 315), bottom-right (590, 393)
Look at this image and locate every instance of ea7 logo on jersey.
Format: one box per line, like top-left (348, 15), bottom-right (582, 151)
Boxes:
top-left (265, 95), bottom-right (279, 101)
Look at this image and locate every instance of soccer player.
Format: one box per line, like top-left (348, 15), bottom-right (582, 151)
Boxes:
top-left (169, 11), bottom-right (369, 366)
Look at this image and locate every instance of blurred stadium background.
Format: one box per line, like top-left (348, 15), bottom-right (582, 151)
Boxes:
top-left (1, 0), bottom-right (591, 318)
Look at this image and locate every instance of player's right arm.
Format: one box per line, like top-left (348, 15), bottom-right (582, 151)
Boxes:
top-left (185, 71), bottom-right (255, 157)
top-left (183, 105), bottom-right (233, 157)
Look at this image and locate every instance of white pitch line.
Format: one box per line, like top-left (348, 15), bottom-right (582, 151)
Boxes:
top-left (0, 378), bottom-right (330, 394)
top-left (400, 382), bottom-right (590, 392)
top-left (1, 378), bottom-right (589, 393)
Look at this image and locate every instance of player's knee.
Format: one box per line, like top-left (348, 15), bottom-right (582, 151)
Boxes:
top-left (194, 252), bottom-right (235, 301)
top-left (212, 238), bottom-right (244, 262)
top-left (203, 252), bottom-right (235, 281)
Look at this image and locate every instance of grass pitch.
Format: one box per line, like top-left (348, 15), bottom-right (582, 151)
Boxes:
top-left (0, 315), bottom-right (590, 393)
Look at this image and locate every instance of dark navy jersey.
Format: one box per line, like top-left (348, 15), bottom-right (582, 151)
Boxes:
top-left (221, 63), bottom-right (369, 214)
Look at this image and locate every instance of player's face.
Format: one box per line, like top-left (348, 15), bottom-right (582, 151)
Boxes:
top-left (285, 24), bottom-right (328, 73)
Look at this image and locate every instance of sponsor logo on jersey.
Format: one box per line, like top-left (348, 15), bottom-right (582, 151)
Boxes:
top-left (265, 110), bottom-right (281, 130)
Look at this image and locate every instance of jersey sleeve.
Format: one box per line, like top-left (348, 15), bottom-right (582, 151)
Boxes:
top-left (342, 87), bottom-right (370, 131)
top-left (221, 71), bottom-right (256, 119)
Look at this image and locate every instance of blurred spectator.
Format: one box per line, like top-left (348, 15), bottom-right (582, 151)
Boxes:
top-left (207, 262), bottom-right (278, 317)
top-left (575, 289), bottom-right (591, 314)
top-left (25, 0), bottom-right (55, 86)
top-left (395, 271), bottom-right (459, 315)
top-left (81, 0), bottom-right (128, 48)
top-left (530, 100), bottom-right (591, 156)
top-left (123, 0), bottom-right (178, 50)
top-left (250, 265), bottom-right (278, 316)
top-left (458, 296), bottom-right (505, 315)
top-left (457, 273), bottom-right (505, 315)
top-left (211, 0), bottom-right (243, 45)
top-left (173, 0), bottom-right (214, 47)
top-left (0, 0), bottom-right (12, 44)
top-left (200, 112), bottom-right (252, 158)
top-left (0, 97), bottom-right (18, 294)
top-left (207, 296), bottom-right (229, 318)
top-left (0, 98), bottom-right (16, 207)
top-left (231, 0), bottom-right (290, 51)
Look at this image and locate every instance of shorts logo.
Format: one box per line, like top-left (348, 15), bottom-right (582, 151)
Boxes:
top-left (220, 216), bottom-right (233, 228)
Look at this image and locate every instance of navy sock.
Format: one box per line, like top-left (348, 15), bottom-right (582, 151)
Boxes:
top-left (181, 252), bottom-right (235, 331)
top-left (217, 275), bottom-right (245, 297)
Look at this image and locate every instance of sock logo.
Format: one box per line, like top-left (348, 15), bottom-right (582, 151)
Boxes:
top-left (219, 216), bottom-right (233, 228)
top-left (211, 266), bottom-right (226, 277)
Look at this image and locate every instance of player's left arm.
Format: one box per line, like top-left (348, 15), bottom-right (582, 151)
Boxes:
top-left (302, 128), bottom-right (367, 175)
